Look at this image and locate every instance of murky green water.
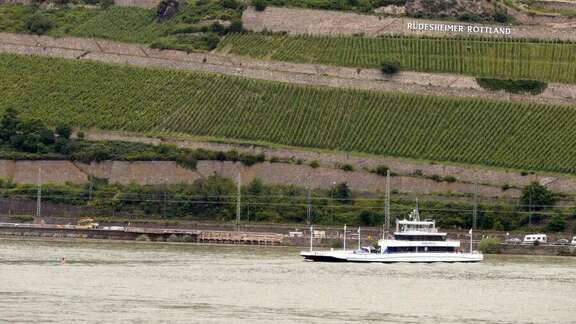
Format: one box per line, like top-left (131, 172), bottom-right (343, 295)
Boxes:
top-left (1, 239), bottom-right (575, 323)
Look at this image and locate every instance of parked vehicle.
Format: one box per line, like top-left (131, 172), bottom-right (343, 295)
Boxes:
top-left (523, 234), bottom-right (547, 244)
top-left (553, 239), bottom-right (570, 245)
top-left (505, 238), bottom-right (522, 244)
top-left (572, 237), bottom-right (576, 246)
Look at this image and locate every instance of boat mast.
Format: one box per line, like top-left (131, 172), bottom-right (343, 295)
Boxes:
top-left (310, 224), bottom-right (314, 252)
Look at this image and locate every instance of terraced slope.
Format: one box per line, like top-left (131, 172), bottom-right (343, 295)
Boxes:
top-left (218, 33), bottom-right (576, 84)
top-left (2, 53), bottom-right (576, 173)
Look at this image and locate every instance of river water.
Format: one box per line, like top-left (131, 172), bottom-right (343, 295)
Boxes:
top-left (0, 239), bottom-right (575, 324)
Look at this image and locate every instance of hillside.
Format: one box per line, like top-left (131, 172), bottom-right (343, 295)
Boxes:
top-left (2, 53), bottom-right (576, 174)
top-left (218, 33), bottom-right (576, 84)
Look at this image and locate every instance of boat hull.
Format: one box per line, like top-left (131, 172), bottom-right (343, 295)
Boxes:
top-left (300, 251), bottom-right (483, 263)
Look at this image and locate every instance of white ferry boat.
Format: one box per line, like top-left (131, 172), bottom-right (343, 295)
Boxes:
top-left (300, 208), bottom-right (483, 263)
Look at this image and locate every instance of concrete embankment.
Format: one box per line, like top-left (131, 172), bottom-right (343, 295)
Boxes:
top-left (0, 223), bottom-right (284, 245)
top-left (1, 32), bottom-right (575, 106)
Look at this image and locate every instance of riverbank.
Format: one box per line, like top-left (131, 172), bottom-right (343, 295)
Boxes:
top-left (1, 222), bottom-right (574, 256)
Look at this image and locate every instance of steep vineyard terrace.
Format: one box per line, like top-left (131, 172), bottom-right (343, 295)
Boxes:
top-left (1, 53), bottom-right (576, 174)
top-left (217, 33), bottom-right (576, 84)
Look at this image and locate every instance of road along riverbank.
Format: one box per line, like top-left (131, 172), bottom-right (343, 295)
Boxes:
top-left (1, 222), bottom-right (574, 256)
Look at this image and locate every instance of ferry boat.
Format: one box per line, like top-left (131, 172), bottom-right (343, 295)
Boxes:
top-left (300, 208), bottom-right (483, 263)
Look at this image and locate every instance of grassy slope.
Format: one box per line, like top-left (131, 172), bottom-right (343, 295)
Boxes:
top-left (2, 53), bottom-right (576, 174)
top-left (217, 33), bottom-right (576, 84)
top-left (0, 4), bottom-right (241, 49)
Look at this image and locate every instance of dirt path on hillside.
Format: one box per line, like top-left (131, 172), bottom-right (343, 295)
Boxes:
top-left (0, 33), bottom-right (575, 105)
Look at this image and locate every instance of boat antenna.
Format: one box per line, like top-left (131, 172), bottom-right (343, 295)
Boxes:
top-left (414, 198), bottom-right (420, 222)
top-left (310, 224), bottom-right (314, 252)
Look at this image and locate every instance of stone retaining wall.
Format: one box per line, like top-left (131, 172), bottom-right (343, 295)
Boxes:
top-left (0, 159), bottom-right (520, 198)
top-left (242, 6), bottom-right (576, 40)
top-left (81, 130), bottom-right (576, 196)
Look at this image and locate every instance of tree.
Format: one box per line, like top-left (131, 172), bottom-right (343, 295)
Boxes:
top-left (521, 182), bottom-right (554, 211)
top-left (55, 124), bottom-right (72, 139)
top-left (0, 107), bottom-right (19, 142)
top-left (358, 210), bottom-right (384, 226)
top-left (24, 14), bottom-right (54, 35)
top-left (380, 57), bottom-right (401, 75)
top-left (547, 214), bottom-right (566, 232)
top-left (334, 182), bottom-right (353, 204)
top-left (252, 0), bottom-right (267, 11)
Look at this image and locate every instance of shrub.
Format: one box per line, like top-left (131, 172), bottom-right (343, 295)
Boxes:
top-left (521, 182), bottom-right (554, 211)
top-left (502, 184), bottom-right (511, 191)
top-left (478, 238), bottom-right (501, 254)
top-left (380, 58), bottom-right (401, 75)
top-left (476, 78), bottom-right (548, 95)
top-left (493, 7), bottom-right (511, 23)
top-left (547, 214), bottom-right (566, 232)
top-left (228, 20), bottom-right (243, 33)
top-left (55, 124), bottom-right (72, 139)
top-left (341, 164), bottom-right (354, 172)
top-left (252, 0), bottom-right (267, 11)
top-left (269, 156), bottom-right (280, 163)
top-left (166, 234), bottom-right (181, 242)
top-left (25, 14), bottom-right (54, 35)
top-left (430, 174), bottom-right (442, 182)
top-left (374, 165), bottom-right (389, 176)
top-left (310, 160), bottom-right (320, 168)
top-left (443, 175), bottom-right (457, 183)
top-left (135, 234), bottom-right (151, 241)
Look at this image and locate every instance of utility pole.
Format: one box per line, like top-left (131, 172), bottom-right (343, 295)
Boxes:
top-left (36, 168), bottom-right (42, 218)
top-left (306, 185), bottom-right (312, 225)
top-left (88, 174), bottom-right (93, 201)
top-left (384, 169), bottom-right (391, 238)
top-left (473, 178), bottom-right (478, 230)
top-left (236, 173), bottom-right (241, 232)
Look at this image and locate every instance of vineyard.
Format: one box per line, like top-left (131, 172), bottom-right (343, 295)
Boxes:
top-left (217, 33), bottom-right (576, 84)
top-left (2, 53), bottom-right (576, 174)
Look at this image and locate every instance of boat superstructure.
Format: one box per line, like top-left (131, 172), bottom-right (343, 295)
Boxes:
top-left (300, 208), bottom-right (483, 263)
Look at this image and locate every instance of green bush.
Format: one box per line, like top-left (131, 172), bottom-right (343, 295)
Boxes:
top-left (374, 165), bottom-right (389, 176)
top-left (478, 238), bottom-right (501, 254)
top-left (309, 160), bottom-right (320, 168)
top-left (135, 234), bottom-right (151, 241)
top-left (476, 78), bottom-right (548, 95)
top-left (547, 214), bottom-right (566, 232)
top-left (252, 0), bottom-right (267, 11)
top-left (380, 58), bottom-right (401, 75)
top-left (443, 175), bottom-right (457, 183)
top-left (341, 164), bottom-right (354, 172)
top-left (24, 14), bottom-right (54, 35)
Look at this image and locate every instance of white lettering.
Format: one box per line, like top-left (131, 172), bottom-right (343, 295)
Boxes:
top-left (407, 22), bottom-right (512, 35)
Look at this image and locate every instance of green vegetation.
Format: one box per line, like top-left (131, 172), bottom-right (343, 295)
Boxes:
top-left (380, 57), bottom-right (401, 75)
top-left (3, 54), bottom-right (576, 174)
top-left (547, 214), bottom-right (566, 232)
top-left (1, 174), bottom-right (570, 230)
top-left (218, 33), bottom-right (576, 84)
top-left (257, 0), bottom-right (406, 14)
top-left (0, 2), bottom-right (243, 51)
top-left (0, 108), bottom-right (267, 167)
top-left (478, 238), bottom-right (501, 254)
top-left (520, 182), bottom-right (555, 211)
top-left (476, 78), bottom-right (548, 95)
